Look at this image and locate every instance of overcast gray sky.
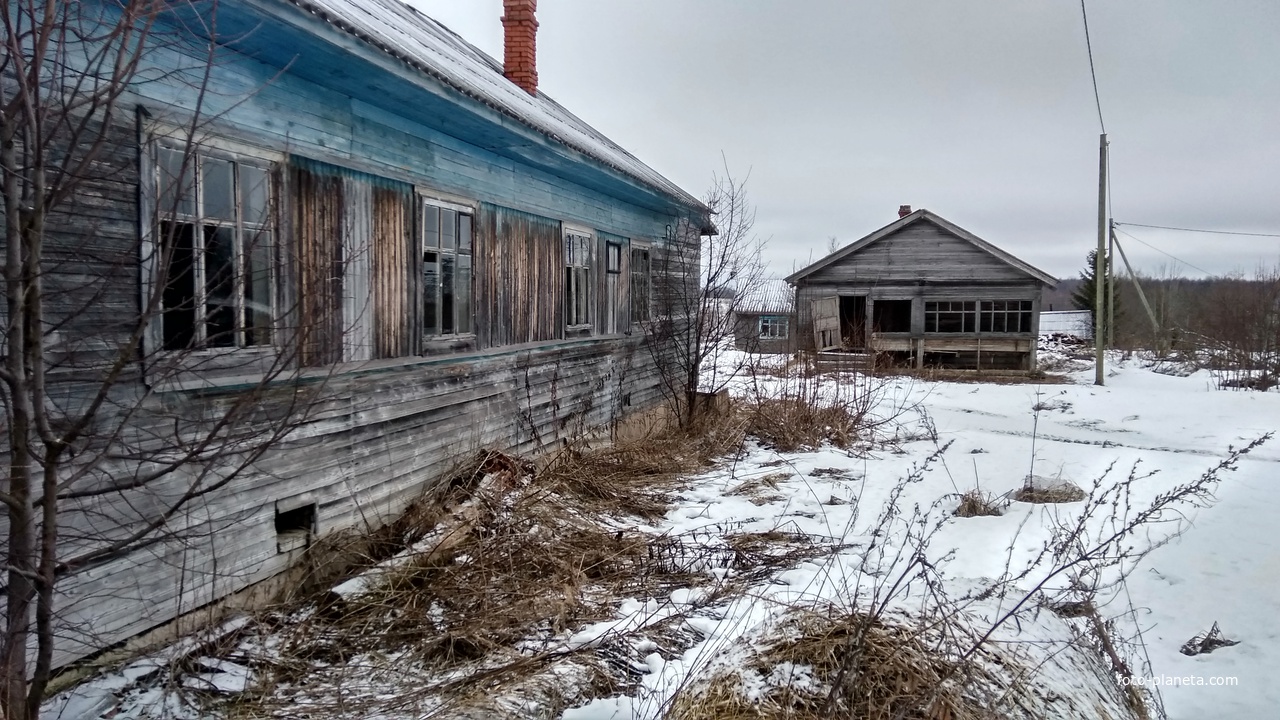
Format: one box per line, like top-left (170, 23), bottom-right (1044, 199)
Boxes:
top-left (406, 0), bottom-right (1280, 280)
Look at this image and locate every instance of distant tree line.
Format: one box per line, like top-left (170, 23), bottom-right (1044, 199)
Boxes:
top-left (1070, 253), bottom-right (1280, 387)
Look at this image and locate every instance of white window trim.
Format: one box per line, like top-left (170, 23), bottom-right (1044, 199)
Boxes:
top-left (563, 224), bottom-right (595, 330)
top-left (413, 185), bottom-right (478, 215)
top-left (421, 196), bottom-right (477, 340)
top-left (142, 132), bottom-right (281, 357)
top-left (759, 315), bottom-right (790, 339)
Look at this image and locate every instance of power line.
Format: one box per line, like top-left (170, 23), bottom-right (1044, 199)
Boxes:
top-left (1114, 222), bottom-right (1280, 238)
top-left (1114, 228), bottom-right (1215, 276)
top-left (1080, 0), bottom-right (1106, 133)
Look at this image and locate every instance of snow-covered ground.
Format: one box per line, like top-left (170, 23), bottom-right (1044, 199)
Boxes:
top-left (45, 345), bottom-right (1280, 719)
top-left (559, 350), bottom-right (1278, 719)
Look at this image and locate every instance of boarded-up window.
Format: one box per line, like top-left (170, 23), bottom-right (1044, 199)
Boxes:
top-left (630, 247), bottom-right (650, 323)
top-left (292, 159), bottom-right (415, 366)
top-left (293, 167), bottom-right (344, 366)
top-left (473, 204), bottom-right (563, 347)
top-left (602, 239), bottom-right (625, 335)
top-left (423, 201), bottom-right (473, 338)
top-left (155, 144), bottom-right (274, 350)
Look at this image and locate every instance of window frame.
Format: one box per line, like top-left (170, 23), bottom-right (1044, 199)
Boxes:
top-left (924, 300), bottom-right (977, 334)
top-left (564, 225), bottom-right (594, 331)
top-left (758, 315), bottom-right (789, 339)
top-left (420, 196), bottom-right (476, 341)
top-left (979, 300), bottom-right (1034, 333)
top-left (149, 137), bottom-right (279, 353)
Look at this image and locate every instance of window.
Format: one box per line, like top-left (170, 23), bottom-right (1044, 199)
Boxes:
top-left (156, 145), bottom-right (274, 350)
top-left (980, 300), bottom-right (1033, 333)
top-left (759, 316), bottom-right (789, 339)
top-left (630, 247), bottom-right (651, 323)
top-left (925, 301), bottom-right (977, 333)
top-left (606, 242), bottom-right (622, 275)
top-left (565, 231), bottom-right (592, 327)
top-left (872, 299), bottom-right (912, 333)
top-left (423, 202), bottom-right (473, 337)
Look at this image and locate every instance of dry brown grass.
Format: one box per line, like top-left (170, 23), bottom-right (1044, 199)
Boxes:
top-left (746, 398), bottom-right (863, 452)
top-left (666, 609), bottom-right (1001, 720)
top-left (727, 472), bottom-right (791, 505)
top-left (230, 417), bottom-right (764, 717)
top-left (1012, 482), bottom-right (1086, 504)
top-left (954, 489), bottom-right (1007, 518)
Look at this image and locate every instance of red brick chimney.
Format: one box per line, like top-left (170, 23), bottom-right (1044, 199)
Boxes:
top-left (898, 205), bottom-right (912, 218)
top-left (502, 0), bottom-right (539, 95)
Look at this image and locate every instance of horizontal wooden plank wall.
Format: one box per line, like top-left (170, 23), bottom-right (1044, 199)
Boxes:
top-left (804, 222), bottom-right (1032, 285)
top-left (733, 312), bottom-right (798, 354)
top-left (44, 335), bottom-right (661, 668)
top-left (19, 123), bottom-right (685, 671)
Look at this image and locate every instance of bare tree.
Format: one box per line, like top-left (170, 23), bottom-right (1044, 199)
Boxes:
top-left (644, 168), bottom-right (765, 428)
top-left (0, 3), bottom-right (334, 717)
top-left (1193, 265), bottom-right (1280, 388)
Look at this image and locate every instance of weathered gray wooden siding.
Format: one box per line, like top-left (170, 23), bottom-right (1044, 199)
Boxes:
top-left (36, 115), bottom-right (143, 390)
top-left (475, 204), bottom-right (564, 348)
top-left (598, 231), bottom-right (630, 335)
top-left (6, 3), bottom-right (702, 673)
top-left (806, 222), bottom-right (1031, 285)
top-left (733, 313), bottom-right (797, 354)
top-left (43, 336), bottom-right (661, 667)
top-left (294, 167), bottom-right (345, 366)
top-left (796, 282), bottom-right (1043, 354)
top-left (371, 185), bottom-right (416, 359)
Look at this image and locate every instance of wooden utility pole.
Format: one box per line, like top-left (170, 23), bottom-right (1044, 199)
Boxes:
top-left (1094, 133), bottom-right (1108, 386)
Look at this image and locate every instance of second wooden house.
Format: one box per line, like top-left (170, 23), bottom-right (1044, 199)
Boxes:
top-left (787, 207), bottom-right (1057, 370)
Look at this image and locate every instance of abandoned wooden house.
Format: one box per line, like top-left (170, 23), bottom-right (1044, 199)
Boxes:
top-left (786, 207), bottom-right (1057, 370)
top-left (733, 279), bottom-right (798, 354)
top-left (11, 0), bottom-right (709, 669)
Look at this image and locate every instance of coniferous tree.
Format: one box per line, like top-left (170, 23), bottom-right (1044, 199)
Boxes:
top-left (1071, 250), bottom-right (1117, 334)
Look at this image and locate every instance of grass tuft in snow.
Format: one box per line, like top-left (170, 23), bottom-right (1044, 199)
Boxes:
top-left (665, 607), bottom-right (996, 720)
top-left (954, 488), bottom-right (1007, 517)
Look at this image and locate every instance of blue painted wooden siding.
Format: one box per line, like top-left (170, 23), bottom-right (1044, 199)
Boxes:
top-left (131, 0), bottom-right (690, 243)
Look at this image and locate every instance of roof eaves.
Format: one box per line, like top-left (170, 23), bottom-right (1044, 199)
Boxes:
top-left (283, 0), bottom-right (707, 213)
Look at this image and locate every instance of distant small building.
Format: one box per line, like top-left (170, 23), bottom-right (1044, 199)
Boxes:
top-left (786, 207), bottom-right (1057, 370)
top-left (733, 278), bottom-right (797, 354)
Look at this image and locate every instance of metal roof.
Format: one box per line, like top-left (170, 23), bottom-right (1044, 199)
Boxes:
top-left (735, 278), bottom-right (795, 314)
top-left (288, 0), bottom-right (706, 212)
